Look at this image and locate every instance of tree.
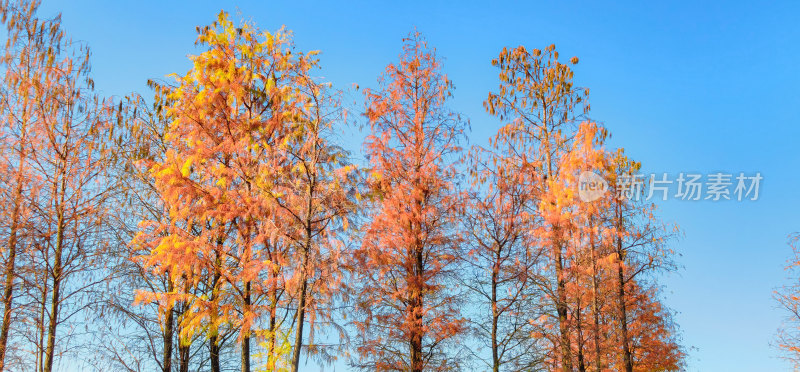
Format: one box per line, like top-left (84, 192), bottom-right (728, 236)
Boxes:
top-left (0, 3), bottom-right (117, 372)
top-left (553, 121), bottom-right (611, 372)
top-left (93, 88), bottom-right (211, 372)
top-left (350, 32), bottom-right (467, 372)
top-left (604, 150), bottom-right (683, 372)
top-left (561, 136), bottom-right (684, 372)
top-left (461, 143), bottom-right (546, 371)
top-left (275, 72), bottom-right (356, 372)
top-left (134, 13), bottom-right (289, 372)
top-left (0, 5), bottom-right (116, 372)
top-left (134, 12), bottom-right (355, 372)
top-left (776, 234), bottom-right (800, 367)
top-left (28, 35), bottom-right (113, 372)
top-left (0, 0), bottom-right (50, 368)
top-left (485, 44), bottom-right (588, 371)
top-left (485, 44), bottom-right (683, 372)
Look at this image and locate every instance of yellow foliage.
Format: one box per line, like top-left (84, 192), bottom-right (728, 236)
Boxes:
top-left (181, 158), bottom-right (193, 177)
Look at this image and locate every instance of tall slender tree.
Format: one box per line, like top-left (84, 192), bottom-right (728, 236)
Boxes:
top-left (461, 144), bottom-right (546, 371)
top-left (30, 38), bottom-right (113, 372)
top-left (351, 32), bottom-right (467, 372)
top-left (0, 0), bottom-right (52, 368)
top-left (0, 2), bottom-right (118, 370)
top-left (485, 44), bottom-right (588, 371)
top-left (605, 150), bottom-right (682, 371)
top-left (94, 87), bottom-right (212, 372)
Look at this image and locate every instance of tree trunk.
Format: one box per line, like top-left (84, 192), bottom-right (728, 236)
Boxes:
top-left (491, 255), bottom-right (500, 372)
top-left (410, 331), bottom-right (423, 372)
top-left (43, 226), bottom-right (63, 372)
top-left (178, 342), bottom-right (189, 372)
top-left (241, 281), bottom-right (251, 372)
top-left (616, 260), bottom-right (632, 372)
top-left (409, 240), bottom-right (424, 372)
top-left (615, 204), bottom-right (633, 372)
top-left (44, 178), bottom-right (66, 372)
top-left (178, 317), bottom-right (190, 372)
top-left (589, 219), bottom-right (603, 372)
top-left (209, 246), bottom-right (222, 372)
top-left (0, 165), bottom-right (25, 372)
top-left (290, 235), bottom-right (310, 372)
top-left (576, 300), bottom-right (586, 372)
top-left (409, 261), bottom-right (423, 372)
top-left (290, 275), bottom-right (307, 372)
top-left (36, 271), bottom-right (48, 372)
top-left (163, 278), bottom-right (175, 372)
top-left (554, 241), bottom-right (573, 372)
top-left (267, 268), bottom-right (279, 371)
top-left (291, 177), bottom-right (317, 372)
top-left (209, 334), bottom-right (220, 372)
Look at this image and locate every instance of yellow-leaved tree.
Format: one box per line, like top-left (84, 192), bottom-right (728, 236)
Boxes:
top-left (133, 12), bottom-right (357, 372)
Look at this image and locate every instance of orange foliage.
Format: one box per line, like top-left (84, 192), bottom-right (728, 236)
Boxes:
top-left (350, 32), bottom-right (467, 372)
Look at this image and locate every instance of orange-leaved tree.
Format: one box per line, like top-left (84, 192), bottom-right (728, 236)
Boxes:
top-left (604, 150), bottom-right (683, 372)
top-left (485, 44), bottom-right (588, 371)
top-left (17, 6), bottom-right (114, 372)
top-left (350, 32), bottom-right (467, 372)
top-left (0, 0), bottom-right (51, 368)
top-left (485, 44), bottom-right (683, 372)
top-left (101, 88), bottom-right (208, 372)
top-left (134, 12), bottom-right (356, 372)
top-left (0, 2), bottom-right (116, 371)
top-left (134, 12), bottom-right (300, 372)
top-left (461, 132), bottom-right (545, 371)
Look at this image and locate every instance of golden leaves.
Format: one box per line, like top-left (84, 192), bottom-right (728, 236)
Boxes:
top-left (180, 158), bottom-right (192, 177)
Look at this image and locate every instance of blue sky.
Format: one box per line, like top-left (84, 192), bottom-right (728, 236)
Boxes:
top-left (39, 1), bottom-right (800, 370)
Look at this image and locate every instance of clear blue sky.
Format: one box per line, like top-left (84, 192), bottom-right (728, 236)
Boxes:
top-left (39, 1), bottom-right (800, 371)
